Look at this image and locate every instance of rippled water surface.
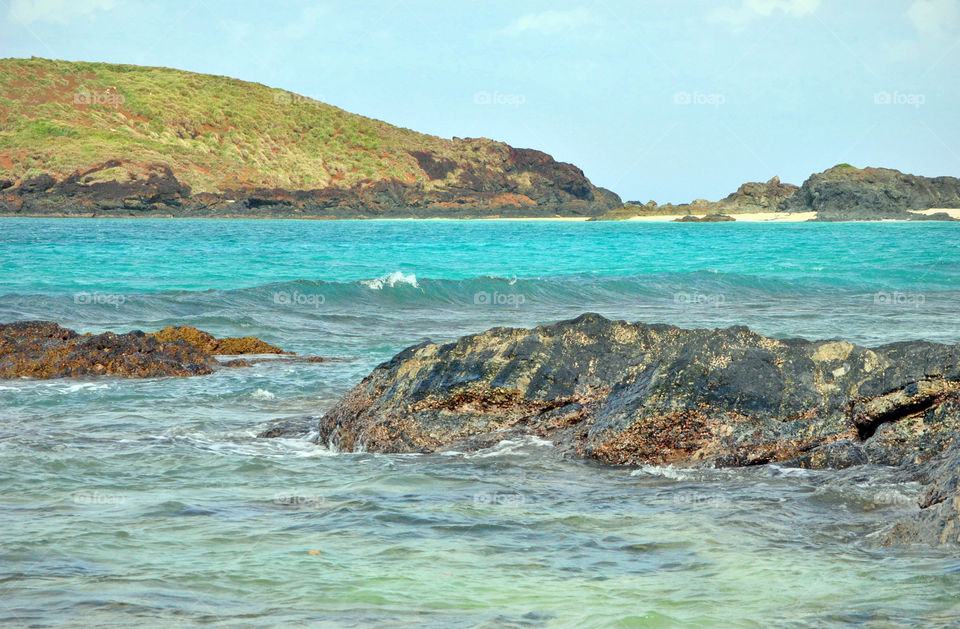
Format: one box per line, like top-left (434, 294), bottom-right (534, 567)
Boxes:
top-left (2, 218), bottom-right (959, 627)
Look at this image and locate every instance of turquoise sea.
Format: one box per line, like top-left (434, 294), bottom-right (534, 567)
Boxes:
top-left (2, 218), bottom-right (960, 627)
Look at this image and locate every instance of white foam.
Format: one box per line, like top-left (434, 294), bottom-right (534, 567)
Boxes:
top-left (251, 388), bottom-right (276, 400)
top-left (168, 428), bottom-right (338, 458)
top-left (813, 480), bottom-right (921, 507)
top-left (631, 464), bottom-right (698, 480)
top-left (359, 271), bottom-right (419, 290)
top-left (47, 382), bottom-right (112, 394)
top-left (764, 464), bottom-right (815, 478)
top-left (462, 435), bottom-right (555, 458)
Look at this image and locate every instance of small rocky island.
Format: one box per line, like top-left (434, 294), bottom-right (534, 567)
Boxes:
top-left (600, 166), bottom-right (960, 222)
top-left (261, 313), bottom-right (960, 546)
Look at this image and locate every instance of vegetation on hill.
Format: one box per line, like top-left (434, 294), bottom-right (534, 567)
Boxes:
top-left (0, 57), bottom-right (476, 192)
top-left (0, 57), bottom-right (620, 217)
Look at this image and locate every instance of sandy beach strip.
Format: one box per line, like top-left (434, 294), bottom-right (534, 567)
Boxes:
top-left (625, 211), bottom-right (818, 223)
top-left (478, 216), bottom-right (591, 221)
top-left (917, 208), bottom-right (960, 219)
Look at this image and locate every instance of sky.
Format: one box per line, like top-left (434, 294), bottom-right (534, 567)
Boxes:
top-left (1, 0), bottom-right (958, 202)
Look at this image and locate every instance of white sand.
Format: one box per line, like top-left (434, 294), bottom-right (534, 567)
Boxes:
top-left (482, 216), bottom-right (591, 221)
top-left (625, 211), bottom-right (818, 223)
top-left (916, 208), bottom-right (960, 219)
top-left (368, 216), bottom-right (592, 221)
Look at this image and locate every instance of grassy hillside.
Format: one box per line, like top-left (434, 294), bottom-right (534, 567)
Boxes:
top-left (0, 57), bottom-right (582, 201)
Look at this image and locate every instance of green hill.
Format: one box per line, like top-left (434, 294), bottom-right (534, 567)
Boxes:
top-left (0, 57), bottom-right (620, 218)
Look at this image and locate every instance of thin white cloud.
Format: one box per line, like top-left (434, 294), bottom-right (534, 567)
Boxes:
top-left (282, 4), bottom-right (331, 40)
top-left (504, 9), bottom-right (599, 35)
top-left (906, 0), bottom-right (959, 37)
top-left (7, 0), bottom-right (118, 24)
top-left (708, 0), bottom-right (820, 25)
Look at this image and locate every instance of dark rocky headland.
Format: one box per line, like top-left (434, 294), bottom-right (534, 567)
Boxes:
top-left (0, 148), bottom-right (622, 220)
top-left (0, 58), bottom-right (619, 219)
top-left (261, 313), bottom-right (960, 547)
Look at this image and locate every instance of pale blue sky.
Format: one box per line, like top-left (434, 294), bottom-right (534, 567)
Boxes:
top-left (2, 0), bottom-right (958, 202)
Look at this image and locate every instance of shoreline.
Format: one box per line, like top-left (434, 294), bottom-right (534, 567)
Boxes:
top-left (919, 207), bottom-right (960, 219)
top-left (624, 211), bottom-right (818, 222)
top-left (0, 209), bottom-right (960, 225)
top-left (1, 211), bottom-right (956, 223)
top-left (0, 213), bottom-right (596, 221)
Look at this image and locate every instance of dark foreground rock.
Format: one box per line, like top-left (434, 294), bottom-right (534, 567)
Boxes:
top-left (285, 314), bottom-right (960, 466)
top-left (0, 321), bottom-right (293, 379)
top-left (260, 313), bottom-right (960, 545)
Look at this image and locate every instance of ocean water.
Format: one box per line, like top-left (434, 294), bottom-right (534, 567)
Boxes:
top-left (1, 217), bottom-right (959, 627)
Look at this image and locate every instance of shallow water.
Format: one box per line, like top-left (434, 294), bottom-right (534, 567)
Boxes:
top-left (1, 218), bottom-right (959, 627)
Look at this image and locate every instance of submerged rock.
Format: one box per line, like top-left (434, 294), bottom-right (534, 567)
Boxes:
top-left (0, 321), bottom-right (291, 379)
top-left (886, 439), bottom-right (960, 546)
top-left (0, 321), bottom-right (214, 378)
top-left (150, 325), bottom-right (289, 355)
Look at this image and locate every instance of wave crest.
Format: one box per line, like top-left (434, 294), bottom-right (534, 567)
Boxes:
top-left (359, 271), bottom-right (420, 290)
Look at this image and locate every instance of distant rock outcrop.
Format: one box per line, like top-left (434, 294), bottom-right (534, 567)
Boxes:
top-left (673, 214), bottom-right (735, 222)
top-left (779, 165), bottom-right (960, 220)
top-left (596, 176), bottom-right (798, 220)
top-left (715, 176), bottom-right (800, 213)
